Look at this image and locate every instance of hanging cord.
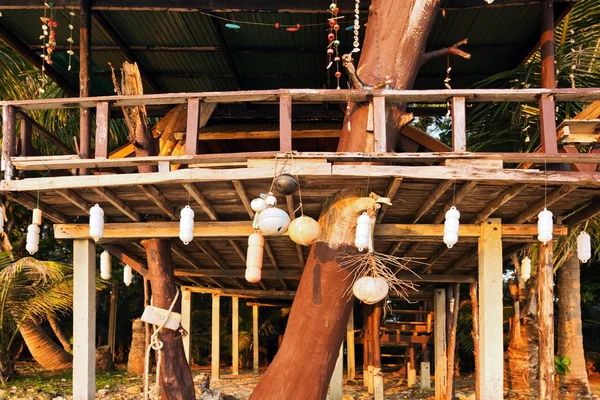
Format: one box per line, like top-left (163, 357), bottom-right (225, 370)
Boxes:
top-left (144, 288), bottom-right (181, 400)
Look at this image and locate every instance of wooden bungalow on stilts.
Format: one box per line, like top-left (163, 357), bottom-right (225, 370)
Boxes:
top-left (1, 1), bottom-right (599, 399)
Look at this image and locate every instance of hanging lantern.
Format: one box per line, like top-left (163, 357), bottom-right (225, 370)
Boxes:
top-left (100, 250), bottom-right (111, 280)
top-left (537, 208), bottom-right (553, 244)
top-left (520, 256), bottom-right (531, 281)
top-left (246, 232), bottom-right (264, 283)
top-left (32, 208), bottom-right (43, 225)
top-left (0, 206), bottom-right (4, 234)
top-left (577, 231), bottom-right (591, 263)
top-left (251, 198), bottom-right (268, 213)
top-left (353, 276), bottom-right (389, 304)
top-left (273, 174), bottom-right (299, 195)
top-left (89, 204), bottom-right (104, 242)
top-left (123, 265), bottom-right (132, 286)
top-left (179, 205), bottom-right (195, 245)
top-left (265, 192), bottom-right (277, 207)
top-left (355, 213), bottom-right (372, 251)
top-left (288, 215), bottom-right (320, 246)
top-left (257, 208), bottom-right (291, 235)
top-left (25, 224), bottom-right (40, 255)
top-left (443, 206), bottom-right (460, 248)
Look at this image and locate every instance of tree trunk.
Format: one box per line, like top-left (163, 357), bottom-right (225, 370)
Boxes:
top-left (538, 242), bottom-right (555, 400)
top-left (446, 284), bottom-right (460, 400)
top-left (19, 319), bottom-right (73, 370)
top-left (47, 315), bottom-right (72, 352)
top-left (128, 318), bottom-right (146, 375)
top-left (143, 239), bottom-right (195, 400)
top-left (557, 252), bottom-right (592, 398)
top-left (470, 283), bottom-right (480, 400)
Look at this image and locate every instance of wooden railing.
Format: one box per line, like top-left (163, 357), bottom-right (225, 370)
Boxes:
top-left (3, 87), bottom-right (600, 180)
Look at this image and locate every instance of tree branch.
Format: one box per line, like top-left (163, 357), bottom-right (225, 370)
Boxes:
top-left (420, 38), bottom-right (471, 66)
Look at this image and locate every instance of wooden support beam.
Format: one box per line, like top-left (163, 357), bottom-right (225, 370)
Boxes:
top-left (92, 187), bottom-right (142, 221)
top-left (171, 243), bottom-right (224, 288)
top-left (211, 294), bottom-right (220, 380)
top-left (56, 189), bottom-right (92, 214)
top-left (347, 311), bottom-right (356, 380)
top-left (279, 95), bottom-right (292, 152)
top-left (16, 111), bottom-right (73, 155)
top-left (232, 296), bottom-right (239, 375)
top-left (432, 181), bottom-right (477, 224)
top-left (232, 180), bottom-right (255, 219)
top-left (182, 286), bottom-right (295, 299)
top-left (72, 239), bottom-right (96, 399)
top-left (511, 185), bottom-right (577, 223)
top-left (451, 97), bottom-right (466, 152)
top-left (2, 105), bottom-right (16, 180)
top-left (95, 102), bottom-right (110, 159)
top-left (19, 117), bottom-right (33, 157)
top-left (373, 96), bottom-right (387, 153)
top-left (376, 177), bottom-right (403, 223)
top-left (4, 192), bottom-right (67, 223)
top-left (539, 95), bottom-right (558, 154)
top-left (194, 241), bottom-right (246, 290)
top-left (181, 289), bottom-right (191, 363)
top-left (253, 305), bottom-right (259, 373)
top-left (185, 98), bottom-right (201, 156)
top-left (100, 244), bottom-right (148, 276)
top-left (564, 197), bottom-right (600, 227)
top-left (413, 180), bottom-right (454, 223)
top-left (471, 184), bottom-right (526, 224)
top-left (139, 185), bottom-right (178, 220)
top-left (434, 288), bottom-right (447, 400)
top-left (79, 0), bottom-right (92, 176)
top-left (478, 219), bottom-right (503, 399)
top-left (264, 239), bottom-right (288, 290)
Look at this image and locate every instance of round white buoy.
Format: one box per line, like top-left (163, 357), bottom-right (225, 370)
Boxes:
top-left (352, 276), bottom-right (389, 304)
top-left (257, 208), bottom-right (291, 235)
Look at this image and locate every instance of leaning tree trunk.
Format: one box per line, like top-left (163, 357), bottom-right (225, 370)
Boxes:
top-left (19, 318), bottom-right (73, 370)
top-left (47, 315), bottom-right (72, 352)
top-left (557, 252), bottom-right (592, 398)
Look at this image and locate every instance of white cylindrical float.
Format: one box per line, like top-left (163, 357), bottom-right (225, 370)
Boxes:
top-left (32, 208), bottom-right (43, 225)
top-left (179, 205), bottom-right (195, 245)
top-left (577, 231), bottom-right (591, 263)
top-left (537, 208), bottom-right (553, 244)
top-left (443, 206), bottom-right (460, 248)
top-left (288, 215), bottom-right (320, 246)
top-left (355, 213), bottom-right (372, 251)
top-left (89, 204), bottom-right (105, 242)
top-left (257, 207), bottom-right (291, 235)
top-left (100, 250), bottom-right (111, 280)
top-left (246, 232), bottom-right (264, 283)
top-left (520, 256), bottom-right (531, 281)
top-left (124, 265), bottom-right (132, 286)
top-left (26, 224), bottom-right (40, 255)
top-left (352, 276), bottom-right (389, 304)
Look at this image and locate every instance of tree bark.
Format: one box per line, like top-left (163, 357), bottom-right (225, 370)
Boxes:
top-left (47, 315), bottom-right (72, 352)
top-left (19, 319), bottom-right (73, 370)
top-left (538, 242), bottom-right (555, 400)
top-left (446, 284), bottom-right (460, 400)
top-left (127, 318), bottom-right (146, 375)
top-left (557, 252), bottom-right (592, 398)
top-left (470, 283), bottom-right (480, 400)
top-left (143, 239), bottom-right (195, 400)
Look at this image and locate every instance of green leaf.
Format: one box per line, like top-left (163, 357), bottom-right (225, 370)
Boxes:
top-left (562, 356), bottom-right (572, 366)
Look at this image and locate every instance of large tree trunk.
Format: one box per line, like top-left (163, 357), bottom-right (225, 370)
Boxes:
top-left (538, 242), bottom-right (555, 399)
top-left (19, 319), bottom-right (73, 370)
top-left (558, 252), bottom-right (592, 398)
top-left (47, 315), bottom-right (72, 353)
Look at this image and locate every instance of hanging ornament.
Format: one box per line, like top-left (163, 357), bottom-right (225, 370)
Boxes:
top-left (100, 250), bottom-right (111, 280)
top-left (246, 232), bottom-right (264, 283)
top-left (265, 192), bottom-right (277, 207)
top-left (0, 206), bottom-right (4, 234)
top-left (179, 205), bottom-right (195, 245)
top-left (32, 208), bottom-right (43, 225)
top-left (26, 224), bottom-right (40, 255)
top-left (67, 11), bottom-right (75, 71)
top-left (537, 208), bottom-right (553, 244)
top-left (288, 215), bottom-right (320, 246)
top-left (577, 231), bottom-right (591, 263)
top-left (353, 276), bottom-right (389, 304)
top-left (355, 212), bottom-right (372, 251)
top-left (124, 264), bottom-right (132, 286)
top-left (89, 204), bottom-right (104, 242)
top-left (257, 207), bottom-right (291, 235)
top-left (251, 197), bottom-right (268, 213)
top-left (326, 2), bottom-right (342, 89)
top-left (444, 55), bottom-right (452, 89)
top-left (443, 206), bottom-right (460, 248)
top-left (520, 256), bottom-right (531, 281)
top-left (352, 0), bottom-right (361, 53)
top-left (273, 173), bottom-right (299, 195)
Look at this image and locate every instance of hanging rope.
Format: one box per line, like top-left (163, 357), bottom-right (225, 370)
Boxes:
top-left (144, 288), bottom-right (181, 400)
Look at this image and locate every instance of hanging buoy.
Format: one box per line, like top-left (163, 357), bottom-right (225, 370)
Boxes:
top-left (124, 265), bottom-right (132, 286)
top-left (26, 224), bottom-right (40, 255)
top-left (100, 250), bottom-right (111, 280)
top-left (89, 204), bottom-right (104, 242)
top-left (265, 192), bottom-right (277, 207)
top-left (246, 232), bottom-right (264, 283)
top-left (537, 208), bottom-right (553, 244)
top-left (257, 207), bottom-right (290, 235)
top-left (251, 198), bottom-right (268, 213)
top-left (353, 276), bottom-right (389, 304)
top-left (273, 174), bottom-right (299, 195)
top-left (520, 256), bottom-right (531, 281)
top-left (0, 206), bottom-right (4, 234)
top-left (355, 212), bottom-right (371, 251)
top-left (179, 205), bottom-right (194, 245)
top-left (32, 208), bottom-right (43, 225)
top-left (577, 231), bottom-right (591, 263)
top-left (443, 206), bottom-right (460, 248)
top-left (288, 215), bottom-right (320, 246)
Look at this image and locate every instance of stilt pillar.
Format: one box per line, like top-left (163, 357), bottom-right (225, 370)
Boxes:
top-left (421, 362), bottom-right (431, 390)
top-left (478, 219), bottom-right (503, 399)
top-left (253, 305), bottom-right (259, 373)
top-left (181, 289), bottom-right (191, 363)
top-left (72, 239), bottom-right (96, 400)
top-left (232, 297), bottom-right (239, 375)
top-left (211, 294), bottom-right (220, 380)
top-left (107, 282), bottom-right (118, 359)
top-left (347, 309), bottom-right (356, 380)
top-left (330, 343), bottom-right (344, 400)
top-left (434, 288), bottom-right (447, 400)
top-left (372, 302), bottom-right (384, 400)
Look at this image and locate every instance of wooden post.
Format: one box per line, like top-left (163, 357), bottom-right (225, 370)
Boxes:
top-left (446, 283), bottom-right (460, 400)
top-left (538, 242), bottom-right (554, 399)
top-left (232, 296), bottom-right (239, 375)
top-left (478, 219), bottom-right (503, 399)
top-left (95, 102), bottom-right (110, 160)
top-left (434, 288), bottom-right (447, 400)
top-left (143, 277), bottom-right (150, 358)
top-left (279, 95), bottom-right (292, 152)
top-left (253, 304), bottom-right (259, 373)
top-left (79, 0), bottom-right (92, 175)
top-left (107, 282), bottom-right (118, 359)
top-left (330, 343), bottom-right (344, 400)
top-left (470, 282), bottom-right (480, 400)
top-left (211, 294), bottom-right (220, 380)
top-left (181, 289), bottom-right (191, 364)
top-left (185, 98), bottom-right (200, 156)
top-left (366, 305), bottom-right (374, 392)
top-left (451, 97), bottom-right (466, 152)
top-left (373, 96), bottom-right (387, 153)
top-left (362, 304), bottom-right (369, 387)
top-left (20, 117), bottom-right (32, 157)
top-left (408, 345), bottom-right (416, 386)
top-left (346, 309), bottom-right (356, 380)
top-left (72, 239), bottom-right (96, 400)
top-left (372, 302), bottom-right (384, 400)
top-left (539, 0), bottom-right (558, 154)
top-left (1, 105), bottom-right (16, 181)
top-left (421, 362), bottom-right (431, 390)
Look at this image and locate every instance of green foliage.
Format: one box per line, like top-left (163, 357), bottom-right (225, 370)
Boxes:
top-left (554, 355), bottom-right (572, 375)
